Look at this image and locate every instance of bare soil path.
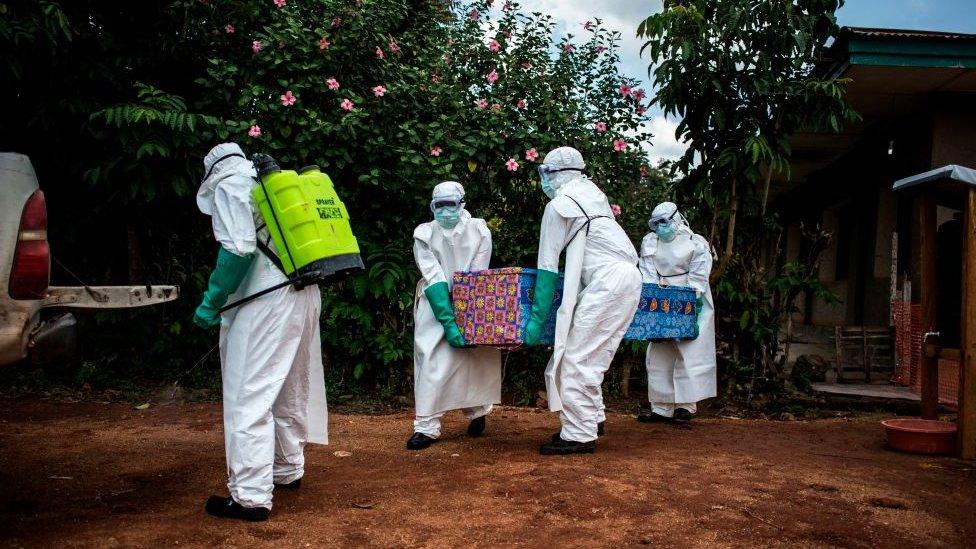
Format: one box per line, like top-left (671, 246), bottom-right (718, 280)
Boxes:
top-left (1, 397), bottom-right (974, 548)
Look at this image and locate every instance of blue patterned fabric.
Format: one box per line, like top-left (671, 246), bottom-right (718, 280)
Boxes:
top-left (452, 268), bottom-right (562, 347)
top-left (623, 284), bottom-right (698, 341)
top-left (518, 268), bottom-right (563, 345)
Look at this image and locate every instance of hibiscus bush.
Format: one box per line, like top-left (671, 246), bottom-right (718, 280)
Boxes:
top-left (2, 0), bottom-right (662, 401)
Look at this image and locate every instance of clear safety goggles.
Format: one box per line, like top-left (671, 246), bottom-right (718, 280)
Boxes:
top-left (430, 195), bottom-right (464, 212)
top-left (537, 164), bottom-right (582, 181)
top-left (648, 209), bottom-right (678, 229)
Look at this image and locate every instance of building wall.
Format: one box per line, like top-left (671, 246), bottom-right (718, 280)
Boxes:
top-left (931, 96), bottom-right (976, 168)
top-left (811, 207), bottom-right (849, 326)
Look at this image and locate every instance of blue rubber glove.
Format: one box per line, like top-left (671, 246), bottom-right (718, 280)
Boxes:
top-left (193, 248), bottom-right (254, 328)
top-left (523, 269), bottom-right (559, 346)
top-left (425, 281), bottom-right (467, 348)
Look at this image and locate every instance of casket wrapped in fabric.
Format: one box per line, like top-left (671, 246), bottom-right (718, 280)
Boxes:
top-left (623, 284), bottom-right (698, 341)
top-left (452, 268), bottom-right (562, 347)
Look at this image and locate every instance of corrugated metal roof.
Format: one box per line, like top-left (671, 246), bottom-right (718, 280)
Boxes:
top-left (846, 27), bottom-right (976, 42)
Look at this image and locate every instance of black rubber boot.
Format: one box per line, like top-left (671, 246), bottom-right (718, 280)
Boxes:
top-left (274, 478), bottom-right (301, 490)
top-left (406, 432), bottom-right (436, 450)
top-left (551, 421), bottom-right (605, 443)
top-left (636, 408), bottom-right (673, 423)
top-left (205, 496), bottom-right (270, 522)
top-left (540, 435), bottom-right (596, 456)
top-left (467, 415), bottom-right (486, 437)
top-left (672, 408), bottom-right (695, 423)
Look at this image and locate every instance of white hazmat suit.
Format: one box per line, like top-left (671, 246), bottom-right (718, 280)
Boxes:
top-left (536, 147), bottom-right (642, 444)
top-left (197, 143), bottom-right (327, 510)
top-left (412, 181), bottom-right (501, 438)
top-left (640, 202), bottom-right (717, 417)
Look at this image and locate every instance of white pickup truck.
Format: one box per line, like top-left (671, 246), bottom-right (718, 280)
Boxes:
top-left (0, 153), bottom-right (179, 366)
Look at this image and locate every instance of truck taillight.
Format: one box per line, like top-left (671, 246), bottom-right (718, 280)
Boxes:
top-left (9, 190), bottom-right (50, 299)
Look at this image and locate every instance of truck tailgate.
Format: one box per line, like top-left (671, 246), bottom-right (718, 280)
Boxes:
top-left (42, 285), bottom-right (179, 309)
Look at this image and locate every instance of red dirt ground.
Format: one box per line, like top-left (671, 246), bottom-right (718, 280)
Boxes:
top-left (1, 396), bottom-right (974, 548)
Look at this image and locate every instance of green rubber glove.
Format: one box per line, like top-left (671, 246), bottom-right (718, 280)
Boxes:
top-left (691, 296), bottom-right (704, 339)
top-left (523, 269), bottom-right (559, 346)
top-left (424, 281), bottom-right (467, 348)
top-left (193, 247), bottom-right (254, 328)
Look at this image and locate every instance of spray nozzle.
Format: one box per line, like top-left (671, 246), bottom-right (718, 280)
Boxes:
top-left (252, 153), bottom-right (280, 177)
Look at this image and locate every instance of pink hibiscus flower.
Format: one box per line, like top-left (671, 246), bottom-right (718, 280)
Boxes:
top-left (613, 139), bottom-right (628, 152)
top-left (468, 9), bottom-right (479, 21)
top-left (505, 158), bottom-right (519, 171)
top-left (280, 90), bottom-right (296, 106)
top-left (619, 84), bottom-right (632, 97)
top-left (372, 85), bottom-right (387, 97)
top-left (632, 88), bottom-right (646, 101)
top-left (331, 17), bottom-right (342, 27)
top-left (596, 44), bottom-right (607, 53)
top-left (388, 40), bottom-right (400, 54)
top-left (583, 21), bottom-right (594, 30)
top-left (563, 43), bottom-right (575, 53)
top-left (502, 1), bottom-right (513, 11)
top-left (595, 121), bottom-right (607, 133)
top-left (430, 146), bottom-right (442, 157)
top-left (319, 37), bottom-right (330, 50)
top-left (611, 204), bottom-right (622, 217)
top-left (486, 70), bottom-right (499, 84)
top-left (251, 40), bottom-right (263, 53)
top-left (340, 98), bottom-right (354, 111)
top-left (375, 46), bottom-right (384, 59)
top-left (636, 106), bottom-right (646, 116)
top-left (516, 98), bottom-right (527, 109)
top-left (326, 78), bottom-right (339, 90)
top-left (248, 125), bottom-right (262, 138)
top-left (273, 0), bottom-right (286, 6)
top-left (488, 39), bottom-right (501, 53)
top-left (224, 24), bottom-right (235, 34)
top-left (525, 148), bottom-right (538, 161)
top-left (475, 98), bottom-right (488, 110)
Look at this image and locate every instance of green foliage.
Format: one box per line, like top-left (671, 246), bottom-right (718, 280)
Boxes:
top-left (638, 1), bottom-right (857, 397)
top-left (1, 0), bottom-right (663, 401)
top-left (638, 0), bottom-right (858, 192)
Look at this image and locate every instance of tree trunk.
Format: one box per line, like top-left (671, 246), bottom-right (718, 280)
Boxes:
top-left (711, 179), bottom-right (738, 283)
top-left (620, 357), bottom-right (633, 398)
top-left (760, 164), bottom-right (773, 217)
top-left (127, 223), bottom-right (141, 284)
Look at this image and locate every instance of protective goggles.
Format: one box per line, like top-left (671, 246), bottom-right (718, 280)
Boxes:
top-left (648, 209), bottom-right (678, 229)
top-left (537, 164), bottom-right (583, 181)
top-left (430, 195), bottom-right (464, 212)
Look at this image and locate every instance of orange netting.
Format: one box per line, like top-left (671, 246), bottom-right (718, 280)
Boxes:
top-left (891, 301), bottom-right (921, 387)
top-left (891, 299), bottom-right (960, 408)
top-left (939, 358), bottom-right (960, 410)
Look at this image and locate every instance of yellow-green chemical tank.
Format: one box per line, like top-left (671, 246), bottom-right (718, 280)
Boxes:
top-left (252, 156), bottom-right (364, 285)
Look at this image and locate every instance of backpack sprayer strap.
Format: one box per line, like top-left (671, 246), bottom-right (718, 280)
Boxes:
top-left (565, 195), bottom-right (611, 243)
top-left (254, 222), bottom-right (288, 276)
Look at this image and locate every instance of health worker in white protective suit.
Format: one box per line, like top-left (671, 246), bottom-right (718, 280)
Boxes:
top-left (638, 202), bottom-right (716, 423)
top-left (193, 143), bottom-right (327, 522)
top-left (407, 181), bottom-right (501, 450)
top-left (524, 146), bottom-right (643, 456)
